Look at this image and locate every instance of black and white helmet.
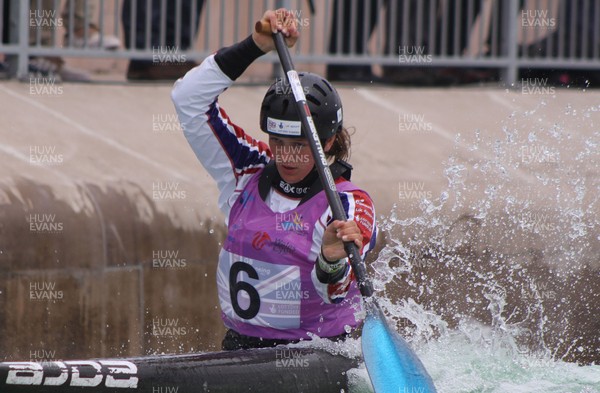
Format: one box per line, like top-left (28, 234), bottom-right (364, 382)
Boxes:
top-left (260, 72), bottom-right (343, 141)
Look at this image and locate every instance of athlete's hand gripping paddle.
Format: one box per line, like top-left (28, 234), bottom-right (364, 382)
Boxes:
top-left (255, 21), bottom-right (437, 393)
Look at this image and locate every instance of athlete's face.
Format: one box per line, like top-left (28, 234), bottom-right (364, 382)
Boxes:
top-left (268, 136), bottom-right (334, 184)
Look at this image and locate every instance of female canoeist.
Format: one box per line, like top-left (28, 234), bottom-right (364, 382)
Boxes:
top-left (172, 9), bottom-right (377, 350)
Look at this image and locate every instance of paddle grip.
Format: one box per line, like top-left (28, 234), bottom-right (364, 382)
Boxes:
top-left (270, 32), bottom-right (374, 298)
top-left (255, 20), bottom-right (271, 35)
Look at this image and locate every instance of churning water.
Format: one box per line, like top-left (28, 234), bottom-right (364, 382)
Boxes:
top-left (355, 96), bottom-right (600, 392)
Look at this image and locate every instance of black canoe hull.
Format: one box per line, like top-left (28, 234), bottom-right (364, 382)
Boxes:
top-left (0, 347), bottom-right (360, 393)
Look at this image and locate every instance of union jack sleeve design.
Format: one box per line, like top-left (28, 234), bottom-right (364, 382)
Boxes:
top-left (312, 189), bottom-right (377, 304)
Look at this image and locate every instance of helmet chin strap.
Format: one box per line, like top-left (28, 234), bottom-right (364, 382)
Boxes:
top-left (258, 160), bottom-right (352, 205)
top-left (272, 165), bottom-right (318, 198)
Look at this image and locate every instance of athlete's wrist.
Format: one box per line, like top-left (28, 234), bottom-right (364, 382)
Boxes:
top-left (315, 251), bottom-right (347, 284)
top-left (318, 248), bottom-right (345, 274)
top-left (320, 245), bottom-right (340, 264)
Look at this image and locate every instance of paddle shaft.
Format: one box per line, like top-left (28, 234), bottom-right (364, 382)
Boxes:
top-left (255, 22), bottom-right (439, 393)
top-left (263, 27), bottom-right (373, 298)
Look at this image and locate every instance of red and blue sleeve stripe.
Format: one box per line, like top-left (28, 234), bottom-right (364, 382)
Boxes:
top-left (205, 100), bottom-right (271, 180)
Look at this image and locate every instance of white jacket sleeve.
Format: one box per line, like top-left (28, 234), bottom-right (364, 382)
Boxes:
top-left (171, 55), bottom-right (271, 218)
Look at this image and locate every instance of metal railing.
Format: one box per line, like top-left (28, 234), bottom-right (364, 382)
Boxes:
top-left (1, 0), bottom-right (599, 84)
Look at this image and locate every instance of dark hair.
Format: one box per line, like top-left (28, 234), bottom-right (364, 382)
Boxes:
top-left (325, 126), bottom-right (352, 162)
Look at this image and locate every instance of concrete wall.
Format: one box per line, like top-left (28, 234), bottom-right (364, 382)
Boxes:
top-left (0, 178), bottom-right (227, 361)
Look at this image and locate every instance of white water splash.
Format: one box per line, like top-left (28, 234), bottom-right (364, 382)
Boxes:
top-left (366, 95), bottom-right (600, 391)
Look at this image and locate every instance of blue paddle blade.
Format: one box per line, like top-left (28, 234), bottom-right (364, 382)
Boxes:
top-left (362, 303), bottom-right (437, 393)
